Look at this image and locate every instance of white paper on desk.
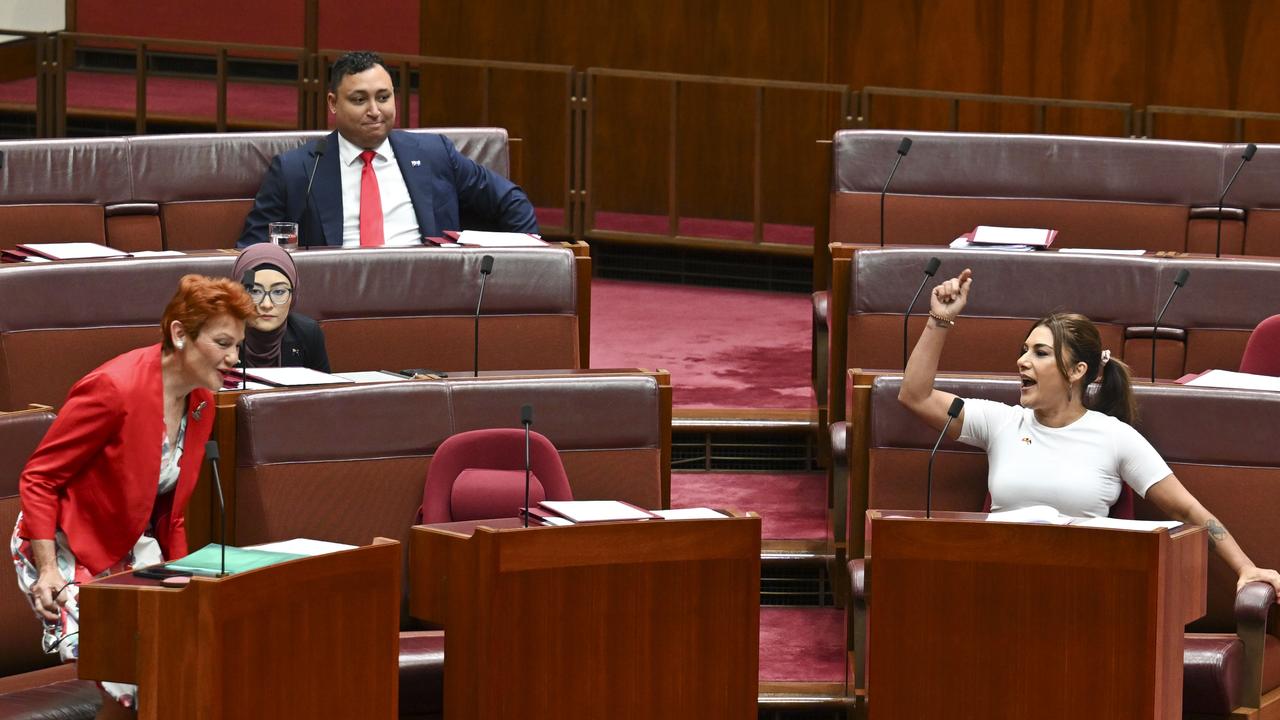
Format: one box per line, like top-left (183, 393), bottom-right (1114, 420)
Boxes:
top-left (1072, 517), bottom-right (1181, 531)
top-left (950, 238), bottom-right (1037, 252)
top-left (455, 231), bottom-right (546, 247)
top-left (335, 371), bottom-right (410, 384)
top-left (1184, 369), bottom-right (1280, 392)
top-left (1056, 248), bottom-right (1147, 256)
top-left (972, 225), bottom-right (1054, 247)
top-left (653, 508), bottom-right (729, 520)
top-left (540, 500), bottom-right (655, 522)
top-left (249, 538), bottom-right (357, 556)
top-left (985, 505), bottom-right (1073, 525)
top-left (237, 367), bottom-right (353, 387)
top-left (127, 250), bottom-right (186, 257)
top-left (20, 242), bottom-right (128, 259)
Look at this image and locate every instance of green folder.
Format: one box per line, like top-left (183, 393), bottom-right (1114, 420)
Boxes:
top-left (164, 543), bottom-right (305, 576)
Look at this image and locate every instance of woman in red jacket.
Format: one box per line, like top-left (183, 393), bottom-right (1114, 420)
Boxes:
top-left (10, 274), bottom-right (254, 708)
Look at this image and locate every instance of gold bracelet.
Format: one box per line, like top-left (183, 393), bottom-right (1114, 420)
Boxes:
top-left (929, 312), bottom-right (954, 329)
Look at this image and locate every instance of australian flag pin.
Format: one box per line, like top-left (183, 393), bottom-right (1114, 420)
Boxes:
top-left (411, 160), bottom-right (421, 167)
top-left (192, 401), bottom-right (207, 421)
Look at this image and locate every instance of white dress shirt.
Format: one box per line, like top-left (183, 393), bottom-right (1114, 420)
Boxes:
top-left (336, 133), bottom-right (422, 247)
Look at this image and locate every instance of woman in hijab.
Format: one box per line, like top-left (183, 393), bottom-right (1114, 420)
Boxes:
top-left (231, 244), bottom-right (331, 372)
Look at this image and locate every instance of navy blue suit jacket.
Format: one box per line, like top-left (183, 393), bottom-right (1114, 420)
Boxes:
top-left (237, 130), bottom-right (538, 247)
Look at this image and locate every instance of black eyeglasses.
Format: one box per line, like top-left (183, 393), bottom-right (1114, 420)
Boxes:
top-left (248, 287), bottom-right (293, 305)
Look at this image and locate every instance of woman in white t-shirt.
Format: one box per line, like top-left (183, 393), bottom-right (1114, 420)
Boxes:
top-left (899, 268), bottom-right (1280, 596)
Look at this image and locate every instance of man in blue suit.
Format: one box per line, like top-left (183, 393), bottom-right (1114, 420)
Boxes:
top-left (237, 51), bottom-right (538, 248)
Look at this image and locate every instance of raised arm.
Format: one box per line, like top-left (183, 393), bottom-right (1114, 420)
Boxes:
top-left (1146, 474), bottom-right (1280, 596)
top-left (898, 268), bottom-right (971, 437)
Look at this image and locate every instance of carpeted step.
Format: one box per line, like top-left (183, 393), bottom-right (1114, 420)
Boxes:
top-left (759, 606), bottom-right (846, 684)
top-left (671, 471), bottom-right (826, 542)
top-left (591, 278), bottom-right (812, 410)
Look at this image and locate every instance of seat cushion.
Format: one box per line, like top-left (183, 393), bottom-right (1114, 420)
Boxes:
top-left (1183, 633), bottom-right (1244, 715)
top-left (0, 678), bottom-right (100, 720)
top-left (399, 630), bottom-right (444, 720)
top-left (450, 469), bottom-right (545, 522)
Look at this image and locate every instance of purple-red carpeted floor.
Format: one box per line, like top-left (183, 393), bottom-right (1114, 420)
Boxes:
top-left (591, 278), bottom-right (812, 409)
top-left (672, 472), bottom-right (826, 541)
top-left (759, 607), bottom-right (847, 682)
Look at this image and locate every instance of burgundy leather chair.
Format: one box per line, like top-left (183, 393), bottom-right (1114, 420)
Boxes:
top-left (1239, 314), bottom-right (1280, 376)
top-left (420, 429), bottom-right (573, 523)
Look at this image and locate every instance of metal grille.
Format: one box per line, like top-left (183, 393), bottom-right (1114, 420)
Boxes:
top-left (673, 430), bottom-right (817, 472)
top-left (762, 562), bottom-right (833, 607)
top-left (593, 241), bottom-right (812, 292)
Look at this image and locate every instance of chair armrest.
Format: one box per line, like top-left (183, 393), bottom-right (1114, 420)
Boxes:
top-left (849, 557), bottom-right (868, 691)
top-left (812, 291), bottom-right (829, 327)
top-left (1234, 581), bottom-right (1277, 708)
top-left (830, 421), bottom-right (848, 468)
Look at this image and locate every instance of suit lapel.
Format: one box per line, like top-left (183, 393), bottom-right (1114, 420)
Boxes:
top-left (311, 131), bottom-right (344, 247)
top-left (389, 131), bottom-right (435, 237)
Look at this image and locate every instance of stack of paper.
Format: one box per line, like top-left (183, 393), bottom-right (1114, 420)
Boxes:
top-left (1183, 369), bottom-right (1280, 392)
top-left (164, 543), bottom-right (304, 576)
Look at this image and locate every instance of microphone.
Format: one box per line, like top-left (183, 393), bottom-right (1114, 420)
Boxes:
top-left (926, 397), bottom-right (964, 519)
top-left (204, 440), bottom-right (228, 577)
top-left (903, 257), bottom-right (941, 368)
top-left (473, 255), bottom-right (494, 378)
top-left (299, 137), bottom-right (329, 247)
top-left (520, 404), bottom-right (533, 528)
top-left (1151, 269), bottom-right (1190, 383)
top-left (1215, 143), bottom-right (1256, 258)
top-left (879, 137), bottom-right (912, 247)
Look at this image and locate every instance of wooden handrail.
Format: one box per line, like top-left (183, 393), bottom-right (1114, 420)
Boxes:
top-left (861, 85), bottom-right (1136, 136)
top-left (583, 66), bottom-right (856, 249)
top-left (1144, 104), bottom-right (1280, 142)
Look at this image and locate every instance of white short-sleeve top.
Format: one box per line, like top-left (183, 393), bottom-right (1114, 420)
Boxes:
top-left (957, 399), bottom-right (1171, 518)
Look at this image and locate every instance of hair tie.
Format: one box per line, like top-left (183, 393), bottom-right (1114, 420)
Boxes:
top-left (1100, 349), bottom-right (1111, 367)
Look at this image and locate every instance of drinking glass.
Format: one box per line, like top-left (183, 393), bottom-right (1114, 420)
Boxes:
top-left (268, 222), bottom-right (299, 250)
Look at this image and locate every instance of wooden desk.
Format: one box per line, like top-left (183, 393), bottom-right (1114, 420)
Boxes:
top-left (77, 539), bottom-right (401, 720)
top-left (409, 516), bottom-right (761, 719)
top-left (866, 511), bottom-right (1207, 720)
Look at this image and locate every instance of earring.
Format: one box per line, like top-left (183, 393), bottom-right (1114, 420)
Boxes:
top-left (175, 340), bottom-right (185, 350)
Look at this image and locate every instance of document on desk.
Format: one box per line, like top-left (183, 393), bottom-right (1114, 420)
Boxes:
top-left (454, 230), bottom-right (547, 247)
top-left (1184, 369), bottom-right (1280, 392)
top-left (335, 371), bottom-right (411, 384)
top-left (249, 538), bottom-right (358, 556)
top-left (19, 242), bottom-right (129, 260)
top-left (653, 508), bottom-right (729, 520)
top-left (231, 367), bottom-right (354, 387)
top-left (985, 505), bottom-right (1073, 524)
top-left (1072, 517), bottom-right (1182, 531)
top-left (539, 500), bottom-right (660, 523)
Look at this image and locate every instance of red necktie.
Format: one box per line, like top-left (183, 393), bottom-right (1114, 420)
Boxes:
top-left (359, 150), bottom-right (384, 247)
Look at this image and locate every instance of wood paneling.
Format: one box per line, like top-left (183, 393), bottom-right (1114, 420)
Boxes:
top-left (421, 0), bottom-right (828, 81)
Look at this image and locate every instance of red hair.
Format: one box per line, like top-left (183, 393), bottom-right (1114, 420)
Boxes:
top-left (160, 275), bottom-right (256, 352)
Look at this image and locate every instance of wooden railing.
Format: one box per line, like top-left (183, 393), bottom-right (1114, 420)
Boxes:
top-left (583, 68), bottom-right (856, 252)
top-left (53, 33), bottom-right (310, 135)
top-left (1144, 104), bottom-right (1280, 142)
top-left (859, 86), bottom-right (1136, 137)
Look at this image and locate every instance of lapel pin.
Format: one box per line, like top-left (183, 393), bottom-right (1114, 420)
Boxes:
top-left (411, 160), bottom-right (421, 167)
top-left (192, 401), bottom-right (207, 421)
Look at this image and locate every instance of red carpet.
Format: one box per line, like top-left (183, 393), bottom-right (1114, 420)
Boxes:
top-left (591, 278), bottom-right (812, 409)
top-left (672, 472), bottom-right (826, 541)
top-left (759, 606), bottom-right (846, 682)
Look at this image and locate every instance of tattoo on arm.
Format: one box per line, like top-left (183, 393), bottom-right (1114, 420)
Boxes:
top-left (1205, 518), bottom-right (1228, 549)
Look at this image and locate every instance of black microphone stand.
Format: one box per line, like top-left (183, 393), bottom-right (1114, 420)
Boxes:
top-left (204, 441), bottom-right (228, 577)
top-left (474, 255), bottom-right (494, 377)
top-left (1216, 143), bottom-right (1256, 258)
top-left (1151, 270), bottom-right (1190, 383)
top-left (926, 398), bottom-right (964, 519)
top-left (904, 257), bottom-right (941, 368)
top-left (521, 405), bottom-right (533, 527)
top-left (879, 137), bottom-right (912, 247)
